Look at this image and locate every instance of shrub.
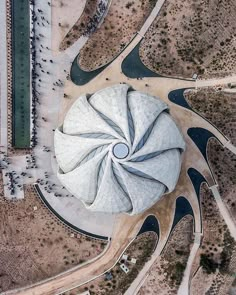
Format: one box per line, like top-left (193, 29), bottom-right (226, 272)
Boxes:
top-left (200, 254), bottom-right (218, 274)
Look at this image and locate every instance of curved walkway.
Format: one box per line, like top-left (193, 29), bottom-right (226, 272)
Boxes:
top-left (3, 215), bottom-right (146, 295)
top-left (34, 184), bottom-right (108, 240)
top-left (209, 185), bottom-right (236, 240)
top-left (139, 0), bottom-right (166, 37)
top-left (177, 233), bottom-right (202, 295)
top-left (196, 75), bottom-right (236, 88)
top-left (69, 0), bottom-right (167, 85)
top-left (223, 140), bottom-right (236, 155)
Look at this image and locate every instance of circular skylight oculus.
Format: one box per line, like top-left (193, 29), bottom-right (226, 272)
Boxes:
top-left (113, 143), bottom-right (129, 159)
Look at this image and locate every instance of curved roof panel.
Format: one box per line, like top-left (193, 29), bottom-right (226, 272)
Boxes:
top-left (55, 84), bottom-right (185, 215)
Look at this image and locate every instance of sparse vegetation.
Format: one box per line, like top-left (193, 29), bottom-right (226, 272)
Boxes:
top-left (78, 0), bottom-right (157, 71)
top-left (200, 254), bottom-right (218, 274)
top-left (138, 215), bottom-right (193, 294)
top-left (64, 232), bottom-right (157, 295)
top-left (60, 0), bottom-right (99, 51)
top-left (207, 139), bottom-right (236, 223)
top-left (0, 182), bottom-right (106, 292)
top-left (191, 184), bottom-right (236, 294)
top-left (185, 89), bottom-right (236, 146)
top-left (140, 0), bottom-right (236, 78)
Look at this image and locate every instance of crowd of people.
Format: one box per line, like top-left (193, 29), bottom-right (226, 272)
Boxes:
top-left (5, 171), bottom-right (22, 195)
top-left (84, 0), bottom-right (109, 36)
top-left (30, 5), bottom-right (41, 148)
top-left (26, 154), bottom-right (37, 169)
top-left (30, 1), bottom-right (59, 148)
top-left (36, 176), bottom-right (71, 198)
top-left (1, 1), bottom-right (75, 200)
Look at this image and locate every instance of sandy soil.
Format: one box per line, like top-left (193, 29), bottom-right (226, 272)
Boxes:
top-left (184, 87), bottom-right (236, 228)
top-left (78, 0), bottom-right (156, 71)
top-left (138, 215), bottom-right (193, 294)
top-left (0, 177), bottom-right (106, 293)
top-left (52, 0), bottom-right (87, 52)
top-left (207, 140), bottom-right (236, 223)
top-left (140, 0), bottom-right (236, 79)
top-left (63, 232), bottom-right (157, 295)
top-left (185, 89), bottom-right (236, 146)
top-left (190, 184), bottom-right (236, 294)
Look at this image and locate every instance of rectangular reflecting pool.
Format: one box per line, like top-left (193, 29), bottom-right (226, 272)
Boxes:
top-left (11, 0), bottom-right (30, 148)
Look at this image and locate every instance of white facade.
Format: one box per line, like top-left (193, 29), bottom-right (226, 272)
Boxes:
top-left (54, 84), bottom-right (185, 215)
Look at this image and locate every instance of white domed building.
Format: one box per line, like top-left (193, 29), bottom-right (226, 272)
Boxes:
top-left (54, 84), bottom-right (185, 215)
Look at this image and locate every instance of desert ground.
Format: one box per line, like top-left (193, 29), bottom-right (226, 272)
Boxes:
top-left (208, 140), bottom-right (236, 224)
top-left (185, 88), bottom-right (236, 224)
top-left (140, 0), bottom-right (236, 78)
top-left (138, 215), bottom-right (193, 294)
top-left (0, 175), bottom-right (106, 292)
top-left (78, 0), bottom-right (156, 71)
top-left (64, 232), bottom-right (157, 295)
top-left (190, 184), bottom-right (236, 295)
top-left (185, 89), bottom-right (236, 145)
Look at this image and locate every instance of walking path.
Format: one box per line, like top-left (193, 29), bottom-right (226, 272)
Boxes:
top-left (196, 75), bottom-right (236, 88)
top-left (209, 185), bottom-right (236, 240)
top-left (177, 233), bottom-right (202, 295)
top-left (139, 0), bottom-right (166, 36)
top-left (124, 233), bottom-right (171, 295)
top-left (223, 140), bottom-right (236, 155)
top-left (4, 215), bottom-right (145, 295)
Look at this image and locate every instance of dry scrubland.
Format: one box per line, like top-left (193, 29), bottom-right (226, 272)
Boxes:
top-left (78, 0), bottom-right (156, 71)
top-left (138, 215), bottom-right (193, 294)
top-left (64, 232), bottom-right (157, 295)
top-left (185, 89), bottom-right (236, 145)
top-left (140, 0), bottom-right (236, 78)
top-left (190, 184), bottom-right (236, 294)
top-left (0, 181), bottom-right (106, 292)
top-left (208, 140), bottom-right (236, 224)
top-left (185, 89), bottom-right (236, 222)
top-left (60, 0), bottom-right (98, 51)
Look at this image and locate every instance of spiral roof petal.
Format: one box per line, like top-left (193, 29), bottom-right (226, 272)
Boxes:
top-left (89, 84), bottom-right (131, 142)
top-left (58, 149), bottom-right (108, 203)
top-left (63, 94), bottom-right (121, 138)
top-left (124, 149), bottom-right (181, 192)
top-left (55, 127), bottom-right (113, 173)
top-left (55, 84), bottom-right (185, 215)
top-left (130, 112), bottom-right (185, 160)
top-left (116, 163), bottom-right (165, 214)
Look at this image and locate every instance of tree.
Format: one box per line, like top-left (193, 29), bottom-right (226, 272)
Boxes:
top-left (200, 254), bottom-right (218, 274)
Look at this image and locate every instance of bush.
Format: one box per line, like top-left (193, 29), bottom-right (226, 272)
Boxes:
top-left (200, 254), bottom-right (218, 274)
top-left (170, 262), bottom-right (186, 284)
